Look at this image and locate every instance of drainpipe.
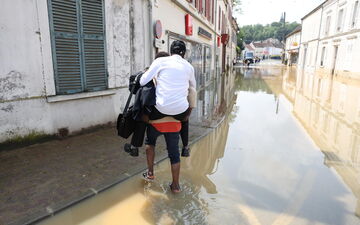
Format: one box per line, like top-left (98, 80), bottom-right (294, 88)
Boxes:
top-left (214, 0), bottom-right (219, 80)
top-left (129, 0), bottom-right (135, 74)
top-left (148, 0), bottom-right (154, 63)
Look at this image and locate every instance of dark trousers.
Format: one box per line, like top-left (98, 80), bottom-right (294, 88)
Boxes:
top-left (145, 124), bottom-right (180, 164)
top-left (149, 107), bottom-right (190, 147)
top-left (130, 121), bottom-right (147, 147)
top-left (131, 107), bottom-right (190, 148)
top-left (149, 107), bottom-right (191, 121)
top-left (180, 120), bottom-right (189, 147)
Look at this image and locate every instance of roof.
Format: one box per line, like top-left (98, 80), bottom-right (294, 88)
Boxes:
top-left (252, 41), bottom-right (284, 49)
top-left (286, 25), bottom-right (302, 38)
top-left (231, 17), bottom-right (240, 31)
top-left (252, 42), bottom-right (266, 48)
top-left (245, 44), bottom-right (254, 51)
top-left (301, 1), bottom-right (327, 20)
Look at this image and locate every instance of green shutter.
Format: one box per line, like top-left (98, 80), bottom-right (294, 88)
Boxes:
top-left (48, 0), bottom-right (107, 94)
top-left (81, 0), bottom-right (107, 91)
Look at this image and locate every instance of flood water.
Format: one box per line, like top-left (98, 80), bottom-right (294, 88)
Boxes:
top-left (40, 63), bottom-right (360, 225)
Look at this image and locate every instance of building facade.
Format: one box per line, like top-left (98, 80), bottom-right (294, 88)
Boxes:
top-left (285, 26), bottom-right (301, 66)
top-left (0, 0), bottom-right (238, 143)
top-left (299, 0), bottom-right (360, 81)
top-left (317, 0), bottom-right (360, 80)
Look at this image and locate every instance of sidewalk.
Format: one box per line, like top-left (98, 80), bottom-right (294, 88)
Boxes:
top-left (0, 122), bottom-right (217, 225)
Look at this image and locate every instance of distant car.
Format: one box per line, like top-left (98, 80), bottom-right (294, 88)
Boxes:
top-left (244, 52), bottom-right (254, 65)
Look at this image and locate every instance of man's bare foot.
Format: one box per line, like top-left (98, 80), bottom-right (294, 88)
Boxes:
top-left (170, 183), bottom-right (181, 193)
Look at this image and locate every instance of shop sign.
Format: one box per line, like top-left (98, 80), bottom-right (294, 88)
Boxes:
top-left (154, 20), bottom-right (162, 39)
top-left (292, 42), bottom-right (298, 47)
top-left (198, 27), bottom-right (212, 39)
top-left (185, 14), bottom-right (193, 36)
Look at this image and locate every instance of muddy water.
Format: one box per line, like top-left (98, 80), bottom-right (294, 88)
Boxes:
top-left (40, 66), bottom-right (360, 225)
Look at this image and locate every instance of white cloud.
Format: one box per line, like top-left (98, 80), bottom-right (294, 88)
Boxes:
top-left (234, 0), bottom-right (324, 26)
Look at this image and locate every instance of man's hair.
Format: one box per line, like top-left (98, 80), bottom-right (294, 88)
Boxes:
top-left (155, 51), bottom-right (170, 59)
top-left (170, 40), bottom-right (186, 58)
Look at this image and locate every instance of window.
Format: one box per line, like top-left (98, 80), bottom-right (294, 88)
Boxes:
top-left (320, 47), bottom-right (326, 66)
top-left (218, 7), bottom-right (221, 31)
top-left (324, 16), bottom-right (331, 35)
top-left (48, 0), bottom-right (107, 94)
top-left (337, 9), bottom-right (344, 32)
top-left (203, 46), bottom-right (212, 83)
top-left (352, 1), bottom-right (359, 28)
top-left (211, 0), bottom-right (215, 24)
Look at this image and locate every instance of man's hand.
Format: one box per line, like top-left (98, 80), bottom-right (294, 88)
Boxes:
top-left (182, 108), bottom-right (192, 122)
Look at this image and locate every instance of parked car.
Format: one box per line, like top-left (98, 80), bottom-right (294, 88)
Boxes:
top-left (244, 52), bottom-right (254, 66)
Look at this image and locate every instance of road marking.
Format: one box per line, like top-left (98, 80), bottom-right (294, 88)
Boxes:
top-left (237, 170), bottom-right (317, 225)
top-left (90, 188), bottom-right (98, 194)
top-left (237, 203), bottom-right (263, 225)
top-left (271, 170), bottom-right (317, 225)
top-left (46, 206), bottom-right (54, 215)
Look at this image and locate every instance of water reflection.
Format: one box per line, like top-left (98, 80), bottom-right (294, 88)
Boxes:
top-left (141, 118), bottom-right (232, 224)
top-left (39, 66), bottom-right (360, 225)
top-left (283, 67), bottom-right (360, 218)
top-left (191, 70), bottom-right (236, 127)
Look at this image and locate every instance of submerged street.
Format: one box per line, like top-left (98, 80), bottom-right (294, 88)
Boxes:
top-left (39, 63), bottom-right (360, 225)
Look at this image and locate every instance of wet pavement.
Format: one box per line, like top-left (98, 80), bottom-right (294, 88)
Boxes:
top-left (0, 67), bottom-right (233, 225)
top-left (3, 62), bottom-right (360, 225)
top-left (37, 64), bottom-right (360, 225)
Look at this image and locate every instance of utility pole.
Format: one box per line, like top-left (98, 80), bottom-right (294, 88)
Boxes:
top-left (282, 12), bottom-right (286, 64)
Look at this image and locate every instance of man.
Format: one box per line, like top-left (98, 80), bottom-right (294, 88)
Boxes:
top-left (139, 40), bottom-right (196, 193)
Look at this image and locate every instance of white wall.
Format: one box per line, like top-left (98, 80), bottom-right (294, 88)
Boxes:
top-left (317, 0), bottom-right (360, 75)
top-left (286, 32), bottom-right (301, 51)
top-left (299, 7), bottom-right (323, 73)
top-left (301, 8), bottom-right (323, 43)
top-left (0, 0), bottom-right (147, 142)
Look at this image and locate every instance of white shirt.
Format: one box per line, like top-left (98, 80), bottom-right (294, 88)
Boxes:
top-left (140, 54), bottom-right (196, 115)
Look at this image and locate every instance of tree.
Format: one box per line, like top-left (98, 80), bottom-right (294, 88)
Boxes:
top-left (237, 21), bottom-right (300, 45)
top-left (233, 0), bottom-right (242, 14)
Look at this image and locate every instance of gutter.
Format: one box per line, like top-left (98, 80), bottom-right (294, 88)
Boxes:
top-left (148, 0), bottom-right (154, 62)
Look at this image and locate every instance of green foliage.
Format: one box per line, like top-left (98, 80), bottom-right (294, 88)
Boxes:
top-left (239, 21), bottom-right (300, 44)
top-left (233, 0), bottom-right (242, 14)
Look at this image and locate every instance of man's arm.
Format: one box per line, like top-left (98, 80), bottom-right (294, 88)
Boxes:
top-left (189, 66), bottom-right (196, 89)
top-left (140, 59), bottom-right (161, 86)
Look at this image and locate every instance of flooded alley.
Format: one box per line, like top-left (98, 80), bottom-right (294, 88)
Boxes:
top-left (39, 63), bottom-right (360, 225)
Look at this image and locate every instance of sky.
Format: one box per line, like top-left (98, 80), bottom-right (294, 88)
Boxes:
top-left (234, 0), bottom-right (324, 26)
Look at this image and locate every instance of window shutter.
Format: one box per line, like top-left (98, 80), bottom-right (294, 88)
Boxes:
top-left (50, 0), bottom-right (83, 94)
top-left (81, 0), bottom-right (107, 91)
top-left (49, 0), bottom-right (107, 94)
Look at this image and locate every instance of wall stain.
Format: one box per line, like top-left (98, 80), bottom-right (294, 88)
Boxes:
top-left (0, 70), bottom-right (27, 101)
top-left (1, 104), bottom-right (14, 112)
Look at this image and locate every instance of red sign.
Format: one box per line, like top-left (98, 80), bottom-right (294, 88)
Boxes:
top-left (154, 20), bottom-right (162, 39)
top-left (217, 36), bottom-right (221, 47)
top-left (185, 14), bottom-right (193, 36)
top-left (221, 34), bottom-right (229, 45)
